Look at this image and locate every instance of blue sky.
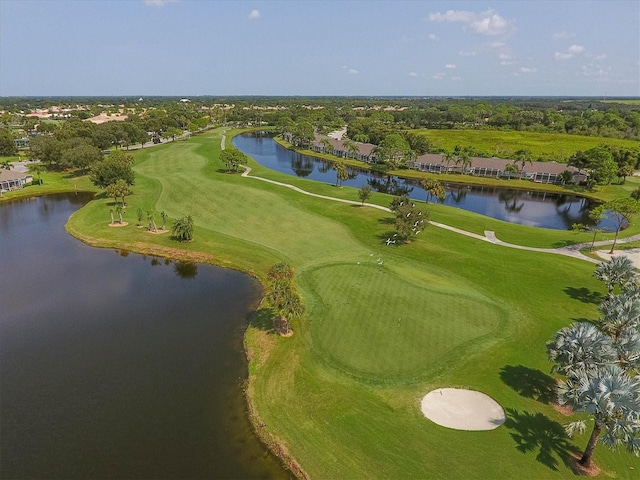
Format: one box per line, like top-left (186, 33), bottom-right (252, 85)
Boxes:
top-left (1, 0), bottom-right (638, 97)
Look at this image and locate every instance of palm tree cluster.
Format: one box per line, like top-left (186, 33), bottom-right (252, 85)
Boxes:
top-left (171, 214), bottom-right (194, 242)
top-left (546, 257), bottom-right (640, 468)
top-left (265, 262), bottom-right (305, 336)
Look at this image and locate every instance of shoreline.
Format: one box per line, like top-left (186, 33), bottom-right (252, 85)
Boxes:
top-left (271, 135), bottom-right (608, 200)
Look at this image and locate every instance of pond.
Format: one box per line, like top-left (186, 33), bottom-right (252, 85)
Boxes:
top-left (0, 194), bottom-right (286, 479)
top-left (233, 132), bottom-right (610, 231)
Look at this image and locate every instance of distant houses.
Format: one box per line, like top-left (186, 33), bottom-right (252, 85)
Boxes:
top-left (0, 169), bottom-right (33, 193)
top-left (294, 132), bottom-right (588, 185)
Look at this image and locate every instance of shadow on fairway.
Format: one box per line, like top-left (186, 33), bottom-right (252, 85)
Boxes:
top-left (250, 307), bottom-right (277, 333)
top-left (563, 286), bottom-right (603, 304)
top-left (499, 365), bottom-right (556, 404)
top-left (551, 239), bottom-right (580, 248)
top-left (504, 408), bottom-right (580, 471)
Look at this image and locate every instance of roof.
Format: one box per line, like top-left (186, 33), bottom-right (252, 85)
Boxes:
top-left (0, 170), bottom-right (28, 182)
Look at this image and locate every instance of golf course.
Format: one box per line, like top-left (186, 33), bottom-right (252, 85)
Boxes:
top-left (62, 127), bottom-right (640, 478)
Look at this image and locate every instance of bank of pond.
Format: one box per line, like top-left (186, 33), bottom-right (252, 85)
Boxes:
top-left (233, 132), bottom-right (616, 232)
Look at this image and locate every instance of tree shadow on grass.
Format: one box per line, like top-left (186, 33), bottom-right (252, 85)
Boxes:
top-left (249, 307), bottom-right (276, 333)
top-left (551, 239), bottom-right (580, 248)
top-left (563, 286), bottom-right (603, 304)
top-left (504, 408), bottom-right (580, 471)
top-left (499, 365), bottom-right (556, 404)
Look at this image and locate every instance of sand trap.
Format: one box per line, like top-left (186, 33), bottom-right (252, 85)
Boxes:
top-left (421, 388), bottom-right (505, 431)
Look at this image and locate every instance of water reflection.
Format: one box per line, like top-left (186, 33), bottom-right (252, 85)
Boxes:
top-left (174, 260), bottom-right (198, 279)
top-left (233, 132), bottom-right (613, 231)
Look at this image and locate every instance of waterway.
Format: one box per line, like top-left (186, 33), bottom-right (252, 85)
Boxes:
top-left (0, 194), bottom-right (286, 479)
top-left (233, 132), bottom-right (608, 231)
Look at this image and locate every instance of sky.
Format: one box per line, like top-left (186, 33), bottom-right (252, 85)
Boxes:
top-left (0, 0), bottom-right (638, 97)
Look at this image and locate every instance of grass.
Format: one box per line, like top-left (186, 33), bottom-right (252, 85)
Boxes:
top-left (0, 169), bottom-right (97, 202)
top-left (61, 128), bottom-right (640, 479)
top-left (410, 129), bottom-right (640, 161)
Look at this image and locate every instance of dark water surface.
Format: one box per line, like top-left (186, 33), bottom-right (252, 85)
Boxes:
top-left (0, 194), bottom-right (286, 479)
top-left (233, 132), bottom-right (611, 231)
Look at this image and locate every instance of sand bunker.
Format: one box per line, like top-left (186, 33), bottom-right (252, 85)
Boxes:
top-left (421, 388), bottom-right (505, 431)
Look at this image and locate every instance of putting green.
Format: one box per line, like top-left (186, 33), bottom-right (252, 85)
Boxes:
top-left (302, 263), bottom-right (505, 381)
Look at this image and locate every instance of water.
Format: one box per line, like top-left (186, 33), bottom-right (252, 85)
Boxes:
top-left (233, 132), bottom-right (609, 231)
top-left (0, 194), bottom-right (286, 479)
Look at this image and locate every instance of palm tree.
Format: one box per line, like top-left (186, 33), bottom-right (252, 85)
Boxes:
top-left (604, 198), bottom-right (640, 254)
top-left (160, 211), bottom-right (167, 230)
top-left (588, 205), bottom-right (608, 252)
top-left (147, 211), bottom-right (158, 232)
top-left (172, 214), bottom-right (194, 241)
top-left (557, 364), bottom-right (640, 468)
top-left (29, 163), bottom-right (45, 185)
top-left (109, 208), bottom-right (114, 224)
top-left (266, 262), bottom-right (304, 335)
top-left (546, 322), bottom-right (617, 377)
top-left (442, 151), bottom-right (454, 173)
top-left (599, 292), bottom-right (640, 341)
top-left (342, 138), bottom-right (360, 160)
top-left (594, 256), bottom-right (638, 294)
top-left (420, 178), bottom-right (445, 203)
top-left (334, 161), bottom-right (348, 187)
top-left (514, 149), bottom-right (533, 176)
top-left (320, 138), bottom-right (333, 155)
top-left (115, 205), bottom-right (123, 224)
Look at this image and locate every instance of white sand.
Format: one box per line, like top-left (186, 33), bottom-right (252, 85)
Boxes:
top-left (420, 388), bottom-right (505, 431)
top-left (595, 248), bottom-right (640, 269)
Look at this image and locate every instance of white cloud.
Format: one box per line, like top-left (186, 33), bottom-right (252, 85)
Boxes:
top-left (490, 41), bottom-right (506, 48)
top-left (568, 44), bottom-right (585, 54)
top-left (428, 9), bottom-right (515, 36)
top-left (428, 33), bottom-right (439, 41)
top-left (582, 64), bottom-right (612, 82)
top-left (408, 72), bottom-right (418, 77)
top-left (348, 69), bottom-right (358, 75)
top-left (430, 72), bottom-right (446, 80)
top-left (458, 50), bottom-right (476, 57)
top-left (520, 67), bottom-right (537, 73)
top-left (593, 53), bottom-right (607, 60)
top-left (498, 53), bottom-right (511, 60)
top-left (452, 76), bottom-right (462, 81)
top-left (248, 9), bottom-right (261, 19)
top-left (555, 52), bottom-right (574, 60)
top-left (445, 64), bottom-right (457, 69)
top-left (144, 0), bottom-right (178, 6)
top-left (552, 31), bottom-right (576, 40)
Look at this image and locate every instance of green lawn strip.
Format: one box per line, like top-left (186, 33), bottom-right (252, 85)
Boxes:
top-left (0, 169), bottom-right (97, 201)
top-left (64, 127), bottom-right (640, 478)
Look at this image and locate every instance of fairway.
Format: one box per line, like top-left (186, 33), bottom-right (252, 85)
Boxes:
top-left (65, 128), bottom-right (640, 479)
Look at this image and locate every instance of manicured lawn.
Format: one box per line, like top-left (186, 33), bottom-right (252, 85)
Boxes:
top-left (65, 128), bottom-right (640, 479)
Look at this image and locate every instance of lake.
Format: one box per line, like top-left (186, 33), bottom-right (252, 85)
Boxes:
top-left (0, 194), bottom-right (287, 479)
top-left (233, 132), bottom-right (610, 231)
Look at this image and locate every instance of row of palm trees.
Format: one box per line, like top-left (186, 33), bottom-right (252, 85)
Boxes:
top-left (546, 256), bottom-right (640, 469)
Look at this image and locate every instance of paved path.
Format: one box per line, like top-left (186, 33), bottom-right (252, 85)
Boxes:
top-left (222, 132), bottom-right (639, 265)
